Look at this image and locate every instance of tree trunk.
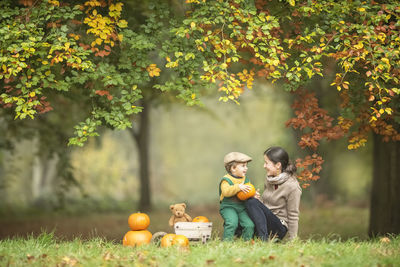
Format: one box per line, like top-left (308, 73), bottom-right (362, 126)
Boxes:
top-left (32, 153), bottom-right (58, 204)
top-left (130, 99), bottom-right (152, 211)
top-left (368, 134), bottom-right (400, 236)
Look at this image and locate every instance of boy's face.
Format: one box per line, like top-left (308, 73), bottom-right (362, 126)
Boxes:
top-left (231, 162), bottom-right (248, 177)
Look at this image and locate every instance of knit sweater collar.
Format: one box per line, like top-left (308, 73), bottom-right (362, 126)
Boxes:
top-left (266, 172), bottom-right (290, 185)
top-left (227, 173), bottom-right (244, 179)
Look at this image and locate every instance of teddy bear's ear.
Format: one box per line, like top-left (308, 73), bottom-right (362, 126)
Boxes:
top-left (170, 205), bottom-right (175, 210)
top-left (180, 203), bottom-right (186, 208)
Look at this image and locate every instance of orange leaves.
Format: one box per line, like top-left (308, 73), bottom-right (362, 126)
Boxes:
top-left (287, 90), bottom-right (346, 150)
top-left (95, 90), bottom-right (113, 100)
top-left (287, 90), bottom-right (347, 185)
top-left (296, 154), bottom-right (324, 188)
top-left (18, 0), bottom-right (34, 6)
top-left (237, 69), bottom-right (255, 89)
top-left (146, 64), bottom-right (161, 77)
top-left (95, 49), bottom-right (110, 57)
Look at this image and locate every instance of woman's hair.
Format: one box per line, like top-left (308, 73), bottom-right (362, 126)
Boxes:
top-left (264, 146), bottom-right (297, 175)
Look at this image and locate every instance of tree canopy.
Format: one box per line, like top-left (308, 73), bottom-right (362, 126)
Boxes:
top-left (1, 0), bottom-right (399, 188)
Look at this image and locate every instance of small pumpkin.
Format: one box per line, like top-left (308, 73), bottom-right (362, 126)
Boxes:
top-left (128, 212), bottom-right (150, 230)
top-left (122, 230), bottom-right (152, 247)
top-left (192, 216), bottom-right (210, 223)
top-left (236, 183), bottom-right (256, 201)
top-left (160, 233), bottom-right (176, 248)
top-left (172, 234), bottom-right (189, 247)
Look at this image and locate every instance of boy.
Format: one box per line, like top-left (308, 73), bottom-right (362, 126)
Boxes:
top-left (219, 152), bottom-right (255, 241)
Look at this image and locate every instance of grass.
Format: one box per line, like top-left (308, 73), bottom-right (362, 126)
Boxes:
top-left (0, 204), bottom-right (369, 241)
top-left (0, 204), bottom-right (385, 266)
top-left (1, 232), bottom-right (399, 267)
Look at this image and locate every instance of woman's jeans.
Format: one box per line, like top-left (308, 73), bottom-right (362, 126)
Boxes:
top-left (245, 198), bottom-right (287, 241)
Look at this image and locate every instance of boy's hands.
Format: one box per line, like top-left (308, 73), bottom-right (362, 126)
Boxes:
top-left (238, 183), bottom-right (251, 193)
top-left (254, 189), bottom-right (261, 200)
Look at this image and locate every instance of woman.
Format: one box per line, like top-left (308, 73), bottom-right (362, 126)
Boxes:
top-left (245, 146), bottom-right (302, 241)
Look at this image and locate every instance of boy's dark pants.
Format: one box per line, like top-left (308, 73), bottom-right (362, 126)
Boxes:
top-left (220, 201), bottom-right (254, 241)
top-left (245, 198), bottom-right (287, 241)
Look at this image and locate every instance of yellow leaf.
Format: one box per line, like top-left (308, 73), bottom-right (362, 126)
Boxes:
top-left (289, 0), bottom-right (295, 6)
top-left (191, 93), bottom-right (196, 99)
top-left (381, 57), bottom-right (390, 65)
top-left (175, 52), bottom-right (183, 58)
top-left (354, 42), bottom-right (363, 49)
top-left (45, 70), bottom-right (51, 76)
top-left (29, 92), bottom-right (36, 97)
top-left (348, 144), bottom-right (354, 150)
top-left (117, 20), bottom-right (128, 28)
top-left (190, 22), bottom-right (196, 29)
top-left (100, 32), bottom-right (107, 39)
top-left (358, 7), bottom-right (365, 12)
top-left (146, 64), bottom-right (161, 77)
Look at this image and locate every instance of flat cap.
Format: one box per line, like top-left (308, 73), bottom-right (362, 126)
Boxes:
top-left (224, 152), bottom-right (252, 165)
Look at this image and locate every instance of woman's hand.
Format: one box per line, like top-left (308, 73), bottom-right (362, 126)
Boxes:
top-left (238, 183), bottom-right (251, 193)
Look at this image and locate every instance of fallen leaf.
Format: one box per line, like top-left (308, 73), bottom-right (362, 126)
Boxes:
top-left (103, 252), bottom-right (113, 261)
top-left (269, 255), bottom-right (276, 260)
top-left (234, 258), bottom-right (243, 263)
top-left (137, 252), bottom-right (146, 262)
top-left (206, 259), bottom-right (215, 265)
top-left (27, 254), bottom-right (35, 261)
top-left (380, 237), bottom-right (390, 243)
top-left (61, 256), bottom-right (78, 266)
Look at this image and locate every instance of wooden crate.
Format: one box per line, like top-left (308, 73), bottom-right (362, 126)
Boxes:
top-left (174, 222), bottom-right (212, 243)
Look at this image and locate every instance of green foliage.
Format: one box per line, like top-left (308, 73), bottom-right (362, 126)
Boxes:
top-left (1, 0), bottom-right (399, 148)
top-left (0, 0), bottom-right (92, 120)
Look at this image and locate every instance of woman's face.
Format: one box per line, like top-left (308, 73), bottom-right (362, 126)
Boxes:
top-left (263, 155), bottom-right (281, 176)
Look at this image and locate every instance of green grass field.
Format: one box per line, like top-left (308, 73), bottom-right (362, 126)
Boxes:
top-left (2, 205), bottom-right (398, 266)
top-left (1, 232), bottom-right (399, 267)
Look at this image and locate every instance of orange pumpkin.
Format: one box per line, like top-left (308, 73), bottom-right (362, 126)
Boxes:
top-left (122, 230), bottom-right (152, 246)
top-left (128, 212), bottom-right (150, 230)
top-left (237, 183), bottom-right (256, 201)
top-left (160, 233), bottom-right (176, 248)
top-left (172, 234), bottom-right (189, 247)
top-left (192, 216), bottom-right (210, 223)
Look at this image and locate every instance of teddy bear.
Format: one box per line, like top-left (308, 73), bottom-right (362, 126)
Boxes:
top-left (168, 203), bottom-right (192, 227)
